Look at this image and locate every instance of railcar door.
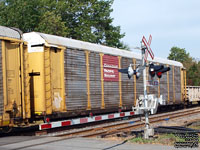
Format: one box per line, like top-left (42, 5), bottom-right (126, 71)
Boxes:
top-left (50, 47), bottom-right (65, 112)
top-left (3, 41), bottom-right (23, 119)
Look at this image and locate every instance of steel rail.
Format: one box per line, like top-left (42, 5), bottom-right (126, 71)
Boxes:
top-left (54, 107), bottom-right (200, 138)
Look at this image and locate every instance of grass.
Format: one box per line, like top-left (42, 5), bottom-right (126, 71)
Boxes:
top-left (188, 125), bottom-right (200, 130)
top-left (129, 133), bottom-right (194, 145)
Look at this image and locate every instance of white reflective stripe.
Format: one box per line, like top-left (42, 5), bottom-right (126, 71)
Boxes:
top-left (125, 112), bottom-right (131, 116)
top-left (71, 119), bottom-right (80, 125)
top-left (114, 113), bottom-right (120, 118)
top-left (88, 117), bottom-right (95, 122)
top-left (52, 122), bottom-right (62, 128)
top-left (102, 115), bottom-right (108, 120)
top-left (39, 110), bottom-right (136, 130)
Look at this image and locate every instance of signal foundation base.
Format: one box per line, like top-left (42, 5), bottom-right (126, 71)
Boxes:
top-left (144, 128), bottom-right (154, 139)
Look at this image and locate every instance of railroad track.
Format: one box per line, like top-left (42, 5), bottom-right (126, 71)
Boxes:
top-left (1, 107), bottom-right (200, 150)
top-left (48, 107), bottom-right (200, 138)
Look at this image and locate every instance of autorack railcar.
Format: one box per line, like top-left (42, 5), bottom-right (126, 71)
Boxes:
top-left (23, 32), bottom-right (186, 120)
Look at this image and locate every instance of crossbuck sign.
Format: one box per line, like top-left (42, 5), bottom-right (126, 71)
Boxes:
top-left (142, 35), bottom-right (154, 61)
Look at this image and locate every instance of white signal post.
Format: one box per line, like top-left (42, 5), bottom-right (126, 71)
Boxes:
top-left (141, 44), bottom-right (149, 132)
top-left (119, 35), bottom-right (158, 139)
top-left (141, 35), bottom-right (154, 139)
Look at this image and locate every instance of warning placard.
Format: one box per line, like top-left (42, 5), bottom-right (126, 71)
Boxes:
top-left (103, 55), bottom-right (119, 82)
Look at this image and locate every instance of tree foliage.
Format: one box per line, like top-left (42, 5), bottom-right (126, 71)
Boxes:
top-left (0, 0), bottom-right (128, 49)
top-left (168, 46), bottom-right (200, 86)
top-left (187, 62), bottom-right (200, 86)
top-left (168, 47), bottom-right (190, 63)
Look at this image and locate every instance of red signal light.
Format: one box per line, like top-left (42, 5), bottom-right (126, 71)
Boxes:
top-left (149, 64), bottom-right (163, 78)
top-left (149, 63), bottom-right (170, 79)
top-left (156, 67), bottom-right (170, 78)
top-left (157, 72), bottom-right (162, 75)
top-left (157, 72), bottom-right (162, 78)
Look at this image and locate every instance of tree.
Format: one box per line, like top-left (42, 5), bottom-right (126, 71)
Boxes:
top-left (168, 47), bottom-right (190, 63)
top-left (168, 46), bottom-right (193, 71)
top-left (35, 11), bottom-right (69, 37)
top-left (168, 46), bottom-right (200, 86)
top-left (0, 0), bottom-right (41, 32)
top-left (187, 63), bottom-right (200, 86)
top-left (0, 0), bottom-right (127, 49)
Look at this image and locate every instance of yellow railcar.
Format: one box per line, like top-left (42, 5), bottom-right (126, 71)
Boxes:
top-left (0, 26), bottom-right (30, 129)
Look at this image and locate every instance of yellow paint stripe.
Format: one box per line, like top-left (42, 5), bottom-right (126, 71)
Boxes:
top-left (85, 51), bottom-right (91, 110)
top-left (100, 53), bottom-right (105, 109)
top-left (118, 56), bottom-right (122, 107)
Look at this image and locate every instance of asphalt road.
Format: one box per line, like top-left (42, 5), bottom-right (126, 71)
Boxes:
top-left (0, 136), bottom-right (198, 150)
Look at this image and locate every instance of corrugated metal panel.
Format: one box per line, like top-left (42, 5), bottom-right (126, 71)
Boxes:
top-left (0, 26), bottom-right (21, 39)
top-left (89, 52), bottom-right (101, 109)
top-left (64, 49), bottom-right (87, 111)
top-left (121, 57), bottom-right (134, 106)
top-left (104, 81), bottom-right (119, 108)
top-left (136, 59), bottom-right (144, 99)
top-left (159, 64), bottom-right (168, 102)
top-left (0, 40), bottom-right (3, 115)
top-left (174, 66), bottom-right (181, 103)
top-left (148, 74), bottom-right (158, 97)
top-left (169, 65), bottom-right (174, 104)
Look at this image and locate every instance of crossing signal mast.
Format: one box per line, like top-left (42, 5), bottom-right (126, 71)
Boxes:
top-left (118, 35), bottom-right (170, 139)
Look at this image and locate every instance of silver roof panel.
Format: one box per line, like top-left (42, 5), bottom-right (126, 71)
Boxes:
top-left (23, 32), bottom-right (183, 67)
top-left (0, 26), bottom-right (22, 40)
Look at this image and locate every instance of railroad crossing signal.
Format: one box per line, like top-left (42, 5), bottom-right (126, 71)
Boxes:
top-left (149, 63), bottom-right (170, 78)
top-left (118, 64), bottom-right (140, 79)
top-left (149, 64), bottom-right (163, 77)
top-left (142, 35), bottom-right (154, 61)
top-left (119, 35), bottom-right (168, 139)
top-left (156, 66), bottom-right (170, 78)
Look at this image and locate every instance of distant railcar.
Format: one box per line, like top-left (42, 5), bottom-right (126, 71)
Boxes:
top-left (186, 86), bottom-right (200, 104)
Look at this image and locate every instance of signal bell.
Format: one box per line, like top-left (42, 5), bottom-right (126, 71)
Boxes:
top-left (118, 64), bottom-right (140, 79)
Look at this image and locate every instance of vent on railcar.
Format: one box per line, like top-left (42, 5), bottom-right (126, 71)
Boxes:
top-left (168, 65), bottom-right (174, 104)
top-left (174, 66), bottom-right (181, 103)
top-left (158, 63), bottom-right (168, 104)
top-left (89, 52), bottom-right (101, 109)
top-left (121, 57), bottom-right (135, 108)
top-left (136, 59), bottom-right (144, 99)
top-left (64, 48), bottom-right (87, 111)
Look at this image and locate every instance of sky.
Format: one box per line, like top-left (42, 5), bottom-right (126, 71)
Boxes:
top-left (111, 0), bottom-right (200, 59)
